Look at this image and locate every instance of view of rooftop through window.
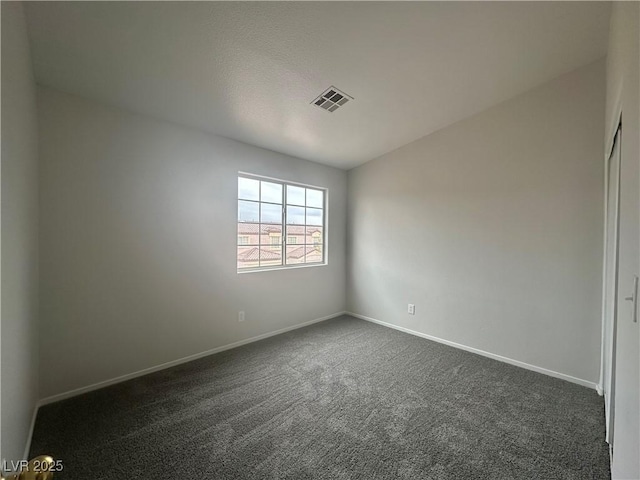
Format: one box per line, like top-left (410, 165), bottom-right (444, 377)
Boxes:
top-left (237, 175), bottom-right (325, 271)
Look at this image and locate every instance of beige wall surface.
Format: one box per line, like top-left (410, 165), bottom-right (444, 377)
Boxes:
top-left (347, 60), bottom-right (605, 384)
top-left (37, 88), bottom-right (347, 398)
top-left (1, 2), bottom-right (40, 464)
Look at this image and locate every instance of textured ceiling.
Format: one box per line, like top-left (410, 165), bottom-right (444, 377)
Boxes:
top-left (24, 2), bottom-right (610, 169)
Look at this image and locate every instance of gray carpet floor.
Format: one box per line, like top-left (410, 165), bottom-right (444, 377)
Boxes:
top-left (29, 315), bottom-right (610, 479)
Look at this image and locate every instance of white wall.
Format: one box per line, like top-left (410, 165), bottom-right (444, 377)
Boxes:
top-left (1, 2), bottom-right (40, 464)
top-left (347, 60), bottom-right (605, 385)
top-left (37, 88), bottom-right (347, 399)
top-left (604, 3), bottom-right (640, 478)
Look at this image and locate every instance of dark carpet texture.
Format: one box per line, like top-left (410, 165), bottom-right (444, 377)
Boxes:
top-left (30, 315), bottom-right (610, 479)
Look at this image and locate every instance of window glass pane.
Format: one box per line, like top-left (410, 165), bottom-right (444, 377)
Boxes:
top-left (287, 206), bottom-right (305, 225)
top-left (260, 225), bottom-right (280, 245)
top-left (307, 226), bottom-right (323, 244)
top-left (237, 246), bottom-right (260, 269)
top-left (286, 245), bottom-right (306, 265)
top-left (286, 224), bottom-right (305, 243)
top-left (261, 203), bottom-right (282, 224)
top-left (306, 245), bottom-right (323, 263)
top-left (238, 200), bottom-right (259, 222)
top-left (286, 185), bottom-right (305, 206)
top-left (238, 177), bottom-right (259, 201)
top-left (306, 208), bottom-right (323, 226)
top-left (306, 188), bottom-right (323, 208)
top-left (270, 235), bottom-right (281, 245)
top-left (260, 246), bottom-right (282, 267)
top-left (261, 181), bottom-right (282, 204)
top-left (237, 223), bottom-right (259, 243)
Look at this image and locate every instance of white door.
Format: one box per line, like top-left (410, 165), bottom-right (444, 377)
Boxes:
top-left (603, 128), bottom-right (621, 444)
top-left (610, 123), bottom-right (640, 477)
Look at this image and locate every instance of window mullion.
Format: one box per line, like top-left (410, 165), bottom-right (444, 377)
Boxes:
top-left (258, 181), bottom-right (262, 268)
top-left (283, 183), bottom-right (287, 264)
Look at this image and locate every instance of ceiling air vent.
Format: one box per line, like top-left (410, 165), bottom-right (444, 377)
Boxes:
top-left (311, 86), bottom-right (353, 113)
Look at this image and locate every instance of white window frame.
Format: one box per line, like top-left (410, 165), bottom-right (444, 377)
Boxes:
top-left (237, 173), bottom-right (328, 273)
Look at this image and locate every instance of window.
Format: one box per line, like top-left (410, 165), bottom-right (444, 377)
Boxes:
top-left (237, 174), bottom-right (326, 271)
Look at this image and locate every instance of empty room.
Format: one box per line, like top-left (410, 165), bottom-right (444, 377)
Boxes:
top-left (2, 1), bottom-right (639, 479)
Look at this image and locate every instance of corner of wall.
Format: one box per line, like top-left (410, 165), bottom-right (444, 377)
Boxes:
top-left (1, 0), bottom-right (41, 464)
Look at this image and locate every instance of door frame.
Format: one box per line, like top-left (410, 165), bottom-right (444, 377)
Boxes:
top-left (599, 114), bottom-right (622, 448)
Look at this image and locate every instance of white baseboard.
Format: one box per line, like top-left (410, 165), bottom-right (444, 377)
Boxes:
top-left (38, 312), bottom-right (345, 407)
top-left (347, 312), bottom-right (598, 390)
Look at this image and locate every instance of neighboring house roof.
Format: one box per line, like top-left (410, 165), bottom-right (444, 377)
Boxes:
top-left (286, 246), bottom-right (306, 259)
top-left (237, 247), bottom-right (281, 262)
top-left (285, 246), bottom-right (323, 260)
top-left (237, 223), bottom-right (321, 235)
top-left (237, 245), bottom-right (323, 263)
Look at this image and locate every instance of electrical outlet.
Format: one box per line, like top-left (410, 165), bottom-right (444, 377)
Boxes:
top-left (238, 311), bottom-right (245, 322)
top-left (408, 304), bottom-right (415, 315)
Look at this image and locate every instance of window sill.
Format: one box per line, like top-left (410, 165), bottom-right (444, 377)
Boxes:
top-left (237, 262), bottom-right (328, 274)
